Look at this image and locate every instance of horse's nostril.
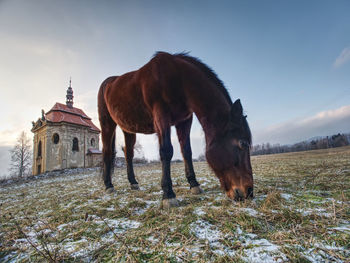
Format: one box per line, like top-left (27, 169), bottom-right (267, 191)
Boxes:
top-left (246, 187), bottom-right (254, 199)
top-left (234, 189), bottom-right (244, 201)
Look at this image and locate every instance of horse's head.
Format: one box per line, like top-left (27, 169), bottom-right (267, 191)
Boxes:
top-left (206, 99), bottom-right (253, 200)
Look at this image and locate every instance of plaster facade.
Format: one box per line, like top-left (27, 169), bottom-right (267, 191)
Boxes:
top-left (31, 82), bottom-right (101, 175)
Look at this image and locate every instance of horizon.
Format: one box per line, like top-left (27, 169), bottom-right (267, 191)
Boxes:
top-left (1, 0), bottom-right (350, 177)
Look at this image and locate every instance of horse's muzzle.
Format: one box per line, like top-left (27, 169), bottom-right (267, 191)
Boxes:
top-left (233, 187), bottom-right (254, 201)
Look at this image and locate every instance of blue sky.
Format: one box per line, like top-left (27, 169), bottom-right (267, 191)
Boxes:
top-left (0, 0), bottom-right (350, 177)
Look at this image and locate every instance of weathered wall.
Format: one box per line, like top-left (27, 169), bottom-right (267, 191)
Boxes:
top-left (32, 126), bottom-right (48, 175)
top-left (87, 154), bottom-right (102, 168)
top-left (33, 123), bottom-right (100, 174)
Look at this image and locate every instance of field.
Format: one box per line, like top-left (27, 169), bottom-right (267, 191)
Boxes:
top-left (0, 146), bottom-right (349, 262)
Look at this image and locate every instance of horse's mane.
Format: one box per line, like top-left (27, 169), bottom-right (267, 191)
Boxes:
top-left (153, 52), bottom-right (251, 143)
top-left (172, 52), bottom-right (233, 106)
top-left (174, 52), bottom-right (252, 144)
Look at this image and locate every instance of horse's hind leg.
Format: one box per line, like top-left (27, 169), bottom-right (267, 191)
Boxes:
top-left (98, 81), bottom-right (117, 192)
top-left (123, 131), bottom-right (139, 190)
top-left (175, 116), bottom-right (203, 194)
top-left (100, 118), bottom-right (116, 192)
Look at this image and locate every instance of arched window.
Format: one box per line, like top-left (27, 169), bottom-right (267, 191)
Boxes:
top-left (72, 137), bottom-right (79, 152)
top-left (90, 138), bottom-right (95, 147)
top-left (52, 133), bottom-right (59, 144)
top-left (38, 141), bottom-right (42, 157)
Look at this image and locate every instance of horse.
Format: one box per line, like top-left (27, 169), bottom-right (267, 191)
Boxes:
top-left (98, 52), bottom-right (253, 208)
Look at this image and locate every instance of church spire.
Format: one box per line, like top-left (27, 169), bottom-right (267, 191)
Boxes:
top-left (66, 77), bottom-right (74, 108)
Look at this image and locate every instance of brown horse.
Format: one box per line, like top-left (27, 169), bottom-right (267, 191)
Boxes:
top-left (98, 52), bottom-right (253, 207)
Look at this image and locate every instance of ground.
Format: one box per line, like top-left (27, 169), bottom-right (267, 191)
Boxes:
top-left (0, 146), bottom-right (349, 262)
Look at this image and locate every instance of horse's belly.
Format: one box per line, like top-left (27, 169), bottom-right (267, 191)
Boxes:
top-left (118, 121), bottom-right (155, 134)
top-left (170, 111), bottom-right (192, 126)
top-left (113, 107), bottom-right (155, 134)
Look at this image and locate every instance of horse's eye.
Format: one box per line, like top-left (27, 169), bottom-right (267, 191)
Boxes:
top-left (238, 140), bottom-right (249, 150)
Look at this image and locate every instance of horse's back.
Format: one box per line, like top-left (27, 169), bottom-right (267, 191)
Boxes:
top-left (101, 76), bottom-right (118, 89)
top-left (102, 53), bottom-right (196, 133)
top-left (138, 53), bottom-right (193, 124)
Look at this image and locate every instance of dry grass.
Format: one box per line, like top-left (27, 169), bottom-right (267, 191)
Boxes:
top-left (0, 146), bottom-right (349, 262)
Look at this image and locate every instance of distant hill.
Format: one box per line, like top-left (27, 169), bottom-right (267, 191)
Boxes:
top-left (305, 135), bottom-right (327, 143)
top-left (252, 132), bottom-right (350, 156)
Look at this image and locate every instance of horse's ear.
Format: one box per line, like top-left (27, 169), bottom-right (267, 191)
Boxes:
top-left (231, 99), bottom-right (243, 117)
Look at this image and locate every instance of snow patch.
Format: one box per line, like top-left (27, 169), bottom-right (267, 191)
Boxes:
top-left (242, 239), bottom-right (286, 263)
top-left (302, 244), bottom-right (347, 263)
top-left (147, 236), bottom-right (159, 244)
top-left (296, 208), bottom-right (332, 218)
top-left (104, 206), bottom-right (115, 211)
top-left (57, 220), bottom-right (79, 231)
top-left (190, 219), bottom-right (222, 245)
top-left (61, 237), bottom-right (104, 261)
top-left (280, 193), bottom-right (293, 200)
top-left (239, 208), bottom-right (261, 217)
top-left (331, 224), bottom-right (350, 233)
top-left (235, 225), bottom-right (287, 263)
top-left (190, 219), bottom-right (235, 257)
top-left (193, 207), bottom-right (206, 216)
top-left (94, 218), bottom-right (141, 233)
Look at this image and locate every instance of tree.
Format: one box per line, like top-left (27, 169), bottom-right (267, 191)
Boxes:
top-left (9, 131), bottom-right (32, 178)
top-left (134, 140), bottom-right (144, 157)
top-left (120, 139), bottom-right (145, 159)
top-left (197, 154), bottom-right (206, 162)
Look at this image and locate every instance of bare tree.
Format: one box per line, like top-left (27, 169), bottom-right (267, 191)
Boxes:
top-left (120, 139), bottom-right (144, 156)
top-left (134, 140), bottom-right (143, 156)
top-left (197, 154), bottom-right (206, 162)
top-left (9, 131), bottom-right (32, 178)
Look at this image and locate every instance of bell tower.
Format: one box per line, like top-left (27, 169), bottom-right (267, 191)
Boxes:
top-left (66, 78), bottom-right (74, 108)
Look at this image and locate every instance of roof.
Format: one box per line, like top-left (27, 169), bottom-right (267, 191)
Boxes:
top-left (45, 103), bottom-right (100, 132)
top-left (87, 148), bottom-right (102, 154)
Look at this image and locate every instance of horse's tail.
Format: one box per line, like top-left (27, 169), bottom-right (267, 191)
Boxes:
top-left (98, 76), bottom-right (118, 183)
top-left (98, 75), bottom-right (118, 128)
top-left (98, 76), bottom-right (118, 119)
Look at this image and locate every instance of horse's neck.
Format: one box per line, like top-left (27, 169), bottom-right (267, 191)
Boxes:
top-left (192, 92), bottom-right (231, 146)
top-left (200, 117), bottom-right (228, 146)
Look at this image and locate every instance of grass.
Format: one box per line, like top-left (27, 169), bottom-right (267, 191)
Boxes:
top-left (0, 146), bottom-right (349, 262)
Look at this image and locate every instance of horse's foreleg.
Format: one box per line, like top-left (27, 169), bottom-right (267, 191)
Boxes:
top-left (123, 131), bottom-right (139, 190)
top-left (159, 127), bottom-right (178, 207)
top-left (175, 116), bottom-right (203, 194)
top-left (154, 110), bottom-right (178, 208)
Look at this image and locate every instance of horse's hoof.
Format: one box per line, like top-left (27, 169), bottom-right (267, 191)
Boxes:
top-left (162, 198), bottom-right (179, 209)
top-left (130, 184), bottom-right (140, 190)
top-left (106, 187), bottom-right (115, 194)
top-left (191, 186), bottom-right (203, 195)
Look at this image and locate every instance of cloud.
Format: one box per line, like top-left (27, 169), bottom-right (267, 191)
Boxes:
top-left (333, 47), bottom-right (350, 68)
top-left (253, 105), bottom-right (350, 145)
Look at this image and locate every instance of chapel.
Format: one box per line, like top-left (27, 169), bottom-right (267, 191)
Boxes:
top-left (31, 81), bottom-right (101, 175)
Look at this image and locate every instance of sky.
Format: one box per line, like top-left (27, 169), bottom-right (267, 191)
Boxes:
top-left (0, 0), bottom-right (350, 178)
